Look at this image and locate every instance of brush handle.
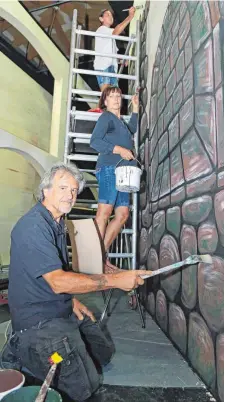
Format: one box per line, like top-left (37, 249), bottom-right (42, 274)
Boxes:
top-left (122, 6), bottom-right (143, 11)
top-left (140, 260), bottom-right (188, 279)
top-left (35, 364), bottom-right (57, 402)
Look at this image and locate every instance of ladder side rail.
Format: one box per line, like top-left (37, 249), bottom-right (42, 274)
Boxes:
top-left (124, 232), bottom-right (131, 270)
top-left (75, 28), bottom-right (137, 42)
top-left (118, 38), bottom-right (134, 78)
top-left (120, 232), bottom-right (123, 269)
top-left (74, 24), bottom-right (83, 92)
top-left (64, 9), bottom-right (78, 163)
top-left (131, 19), bottom-right (141, 271)
top-left (115, 235), bottom-right (119, 267)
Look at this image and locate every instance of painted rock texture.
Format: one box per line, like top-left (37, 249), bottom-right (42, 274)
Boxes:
top-left (156, 290), bottom-right (168, 332)
top-left (188, 312), bottom-right (216, 389)
top-left (138, 1), bottom-right (224, 399)
top-left (216, 333), bottom-right (224, 401)
top-left (169, 303), bottom-right (187, 355)
top-left (180, 225), bottom-right (197, 310)
top-left (160, 235), bottom-right (181, 301)
top-left (198, 256), bottom-right (224, 333)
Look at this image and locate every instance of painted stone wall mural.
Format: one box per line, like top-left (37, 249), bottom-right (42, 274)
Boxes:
top-left (138, 1), bottom-right (224, 401)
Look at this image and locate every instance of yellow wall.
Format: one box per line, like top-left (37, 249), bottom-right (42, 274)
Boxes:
top-left (0, 53), bottom-right (53, 265)
top-left (0, 1), bottom-right (97, 265)
top-left (0, 53), bottom-right (52, 152)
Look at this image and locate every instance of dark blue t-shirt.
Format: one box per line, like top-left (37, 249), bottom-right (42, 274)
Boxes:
top-left (90, 111), bottom-right (138, 168)
top-left (8, 202), bottom-right (72, 331)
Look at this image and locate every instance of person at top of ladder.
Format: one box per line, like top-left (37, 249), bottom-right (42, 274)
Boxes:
top-left (94, 7), bottom-right (136, 92)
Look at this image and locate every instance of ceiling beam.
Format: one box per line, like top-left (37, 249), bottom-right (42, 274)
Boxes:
top-left (29, 1), bottom-right (72, 13)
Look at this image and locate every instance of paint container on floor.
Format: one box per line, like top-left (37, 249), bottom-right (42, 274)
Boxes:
top-left (0, 370), bottom-right (25, 401)
top-left (1, 386), bottom-right (62, 402)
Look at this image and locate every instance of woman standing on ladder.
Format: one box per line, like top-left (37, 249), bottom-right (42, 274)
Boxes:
top-left (90, 86), bottom-right (139, 270)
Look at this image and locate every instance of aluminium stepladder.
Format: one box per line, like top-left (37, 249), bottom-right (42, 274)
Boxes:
top-left (64, 9), bottom-right (145, 328)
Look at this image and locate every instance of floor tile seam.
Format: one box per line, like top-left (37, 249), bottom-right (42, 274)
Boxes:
top-left (112, 336), bottom-right (171, 345)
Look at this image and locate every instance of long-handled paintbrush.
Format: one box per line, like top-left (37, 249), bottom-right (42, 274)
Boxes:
top-left (140, 254), bottom-right (212, 280)
top-left (122, 6), bottom-right (144, 11)
top-left (35, 352), bottom-right (63, 402)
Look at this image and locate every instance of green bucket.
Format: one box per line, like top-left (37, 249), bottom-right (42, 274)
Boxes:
top-left (1, 386), bottom-right (62, 402)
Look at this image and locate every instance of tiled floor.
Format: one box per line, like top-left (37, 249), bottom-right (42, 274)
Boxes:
top-left (0, 290), bottom-right (217, 401)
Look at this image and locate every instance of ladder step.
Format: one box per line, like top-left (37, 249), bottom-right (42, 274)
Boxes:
top-left (73, 68), bottom-right (136, 81)
top-left (74, 48), bottom-right (137, 61)
top-left (74, 138), bottom-right (90, 144)
top-left (80, 169), bottom-right (96, 173)
top-left (76, 199), bottom-right (97, 204)
top-left (75, 28), bottom-right (137, 43)
top-left (74, 201), bottom-right (132, 210)
top-left (74, 97), bottom-right (99, 104)
top-left (67, 154), bottom-right (98, 161)
top-left (67, 227), bottom-right (133, 236)
top-left (68, 251), bottom-right (133, 259)
top-left (86, 181), bottom-right (98, 188)
top-left (75, 201), bottom-right (98, 208)
top-left (72, 89), bottom-right (132, 100)
top-left (121, 229), bottom-right (133, 234)
top-left (69, 132), bottom-right (91, 139)
top-left (108, 253), bottom-right (133, 258)
top-left (69, 214), bottom-right (96, 219)
top-left (70, 110), bottom-right (131, 122)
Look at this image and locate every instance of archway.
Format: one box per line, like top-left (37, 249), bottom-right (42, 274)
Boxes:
top-left (0, 129), bottom-right (59, 177)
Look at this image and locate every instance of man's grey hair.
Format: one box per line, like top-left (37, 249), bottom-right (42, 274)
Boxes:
top-left (37, 162), bottom-right (86, 202)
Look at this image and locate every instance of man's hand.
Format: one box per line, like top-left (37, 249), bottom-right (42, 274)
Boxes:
top-left (129, 7), bottom-right (136, 19)
top-left (72, 298), bottom-right (96, 322)
top-left (113, 270), bottom-right (148, 292)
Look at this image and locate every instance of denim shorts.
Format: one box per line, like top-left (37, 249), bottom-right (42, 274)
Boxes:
top-left (96, 165), bottom-right (130, 208)
top-left (96, 65), bottom-right (118, 87)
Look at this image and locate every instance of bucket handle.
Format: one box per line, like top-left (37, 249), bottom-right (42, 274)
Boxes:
top-left (115, 158), bottom-right (142, 169)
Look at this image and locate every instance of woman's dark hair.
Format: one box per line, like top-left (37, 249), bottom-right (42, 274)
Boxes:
top-left (98, 86), bottom-right (122, 110)
top-left (99, 9), bottom-right (114, 23)
top-left (99, 8), bottom-right (110, 18)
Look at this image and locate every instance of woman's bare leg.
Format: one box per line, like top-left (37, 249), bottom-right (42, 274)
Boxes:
top-left (95, 203), bottom-right (113, 242)
top-left (104, 206), bottom-right (129, 251)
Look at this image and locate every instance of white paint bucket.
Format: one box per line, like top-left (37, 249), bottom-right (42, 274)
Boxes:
top-left (0, 370), bottom-right (25, 401)
top-left (115, 159), bottom-right (142, 193)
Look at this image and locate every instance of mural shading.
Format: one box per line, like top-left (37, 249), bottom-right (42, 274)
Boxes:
top-left (138, 1), bottom-right (224, 401)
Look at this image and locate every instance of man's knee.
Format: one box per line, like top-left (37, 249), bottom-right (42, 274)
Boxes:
top-left (100, 340), bottom-right (114, 366)
top-left (0, 334), bottom-right (21, 371)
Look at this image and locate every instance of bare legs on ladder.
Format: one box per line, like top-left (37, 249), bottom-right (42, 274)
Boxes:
top-left (95, 203), bottom-right (145, 328)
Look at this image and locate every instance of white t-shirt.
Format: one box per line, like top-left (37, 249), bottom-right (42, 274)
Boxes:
top-left (94, 25), bottom-right (118, 72)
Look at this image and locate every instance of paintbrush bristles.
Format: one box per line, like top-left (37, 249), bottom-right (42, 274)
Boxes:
top-left (185, 254), bottom-right (213, 265)
top-left (199, 254), bottom-right (213, 264)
